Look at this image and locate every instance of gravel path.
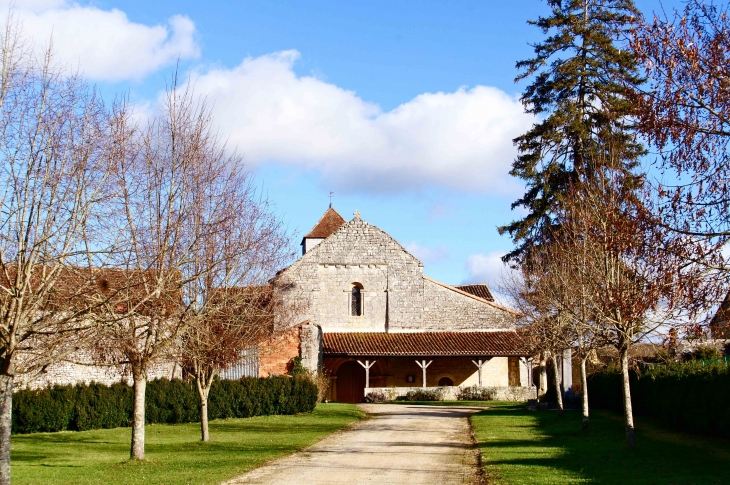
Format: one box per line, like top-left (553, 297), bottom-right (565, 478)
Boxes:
top-left (223, 403), bottom-right (484, 485)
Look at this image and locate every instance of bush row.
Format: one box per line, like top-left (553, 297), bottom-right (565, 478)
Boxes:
top-left (588, 361), bottom-right (730, 437)
top-left (395, 389), bottom-right (443, 401)
top-left (12, 375), bottom-right (318, 434)
top-left (456, 385), bottom-right (496, 401)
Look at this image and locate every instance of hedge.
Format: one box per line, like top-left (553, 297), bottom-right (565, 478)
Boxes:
top-left (588, 361), bottom-right (730, 437)
top-left (12, 375), bottom-right (318, 434)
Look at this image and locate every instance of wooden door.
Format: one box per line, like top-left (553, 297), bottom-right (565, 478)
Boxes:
top-left (508, 357), bottom-right (521, 387)
top-left (336, 361), bottom-right (366, 403)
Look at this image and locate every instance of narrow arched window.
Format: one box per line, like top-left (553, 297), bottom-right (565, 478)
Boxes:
top-left (351, 285), bottom-right (362, 316)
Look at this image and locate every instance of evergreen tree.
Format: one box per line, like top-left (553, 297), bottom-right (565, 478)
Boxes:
top-left (499, 0), bottom-right (645, 262)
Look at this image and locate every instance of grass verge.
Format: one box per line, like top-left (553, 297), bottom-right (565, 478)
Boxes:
top-left (11, 403), bottom-right (363, 485)
top-left (471, 402), bottom-right (730, 485)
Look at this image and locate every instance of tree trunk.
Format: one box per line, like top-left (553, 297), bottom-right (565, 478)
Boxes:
top-left (0, 374), bottom-right (13, 485)
top-left (620, 347), bottom-right (636, 447)
top-left (130, 372), bottom-right (146, 460)
top-left (196, 380), bottom-right (211, 442)
top-left (538, 351), bottom-right (547, 401)
top-left (580, 356), bottom-right (589, 430)
top-left (552, 354), bottom-right (564, 416)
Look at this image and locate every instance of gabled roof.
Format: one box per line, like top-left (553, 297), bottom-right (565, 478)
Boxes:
top-left (454, 284), bottom-right (494, 302)
top-left (303, 207), bottom-right (346, 240)
top-left (322, 331), bottom-right (527, 356)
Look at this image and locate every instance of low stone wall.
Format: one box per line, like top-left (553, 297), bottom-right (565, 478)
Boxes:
top-left (675, 338), bottom-right (730, 358)
top-left (365, 385), bottom-right (536, 402)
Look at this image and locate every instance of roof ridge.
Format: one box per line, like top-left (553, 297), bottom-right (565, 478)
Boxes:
top-left (423, 275), bottom-right (521, 316)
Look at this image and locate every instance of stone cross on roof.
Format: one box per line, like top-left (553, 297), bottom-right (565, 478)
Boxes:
top-left (354, 210), bottom-right (361, 219)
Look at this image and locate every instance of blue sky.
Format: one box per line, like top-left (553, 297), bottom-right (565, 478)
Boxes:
top-left (5, 0), bottom-right (681, 288)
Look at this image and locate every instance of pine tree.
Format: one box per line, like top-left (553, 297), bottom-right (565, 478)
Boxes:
top-left (499, 0), bottom-right (645, 262)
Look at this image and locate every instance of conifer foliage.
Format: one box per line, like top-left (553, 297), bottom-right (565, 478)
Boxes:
top-left (500, 0), bottom-right (645, 262)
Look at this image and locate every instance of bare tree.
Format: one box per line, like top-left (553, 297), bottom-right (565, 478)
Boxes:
top-left (503, 253), bottom-right (573, 415)
top-left (0, 18), bottom-right (122, 484)
top-left (630, 0), bottom-right (730, 275)
top-left (182, 285), bottom-right (301, 442)
top-left (95, 76), bottom-right (252, 460)
top-left (176, 171), bottom-right (293, 442)
top-left (562, 169), bottom-right (703, 446)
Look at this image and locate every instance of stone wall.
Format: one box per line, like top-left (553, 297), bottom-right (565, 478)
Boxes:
top-left (421, 278), bottom-right (517, 330)
top-left (18, 355), bottom-right (181, 391)
top-left (675, 338), bottom-right (730, 358)
top-left (364, 385), bottom-right (536, 402)
top-left (300, 323), bottom-right (323, 372)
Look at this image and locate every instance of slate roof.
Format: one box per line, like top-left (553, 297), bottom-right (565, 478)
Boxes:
top-left (454, 284), bottom-right (494, 302)
top-left (303, 207), bottom-right (346, 239)
top-left (322, 331), bottom-right (527, 357)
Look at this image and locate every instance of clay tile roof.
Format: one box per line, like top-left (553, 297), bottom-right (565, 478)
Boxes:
top-left (304, 207), bottom-right (346, 239)
top-left (322, 331), bottom-right (527, 357)
top-left (454, 284), bottom-right (494, 302)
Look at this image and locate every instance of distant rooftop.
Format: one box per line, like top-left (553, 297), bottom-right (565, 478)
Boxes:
top-left (303, 207), bottom-right (346, 240)
top-left (454, 284), bottom-right (494, 302)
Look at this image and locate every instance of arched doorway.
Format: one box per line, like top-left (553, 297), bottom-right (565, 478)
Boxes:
top-left (438, 376), bottom-right (454, 386)
top-left (336, 361), bottom-right (366, 403)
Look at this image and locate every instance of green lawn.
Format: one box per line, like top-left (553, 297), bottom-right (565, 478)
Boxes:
top-left (472, 402), bottom-right (730, 485)
top-left (11, 403), bottom-right (363, 485)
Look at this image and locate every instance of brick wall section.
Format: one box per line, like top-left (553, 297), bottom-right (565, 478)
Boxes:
top-left (258, 325), bottom-right (302, 377)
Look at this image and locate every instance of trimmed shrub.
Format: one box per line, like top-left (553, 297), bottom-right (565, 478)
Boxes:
top-left (146, 378), bottom-right (199, 424)
top-left (396, 389), bottom-right (443, 402)
top-left (588, 360), bottom-right (730, 437)
top-left (457, 386), bottom-right (496, 401)
top-left (73, 382), bottom-right (132, 431)
top-left (13, 384), bottom-right (77, 433)
top-left (12, 374), bottom-right (318, 434)
top-left (691, 345), bottom-right (722, 361)
top-left (363, 391), bottom-right (388, 403)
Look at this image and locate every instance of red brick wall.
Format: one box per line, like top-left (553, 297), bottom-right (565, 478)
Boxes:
top-left (258, 326), bottom-right (302, 377)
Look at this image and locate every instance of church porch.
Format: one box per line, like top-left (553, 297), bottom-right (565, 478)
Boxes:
top-left (321, 331), bottom-right (533, 403)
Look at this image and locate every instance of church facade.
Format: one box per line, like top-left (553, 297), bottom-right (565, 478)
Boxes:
top-left (275, 207), bottom-right (534, 403)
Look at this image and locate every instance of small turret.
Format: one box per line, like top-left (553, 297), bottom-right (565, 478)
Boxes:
top-left (301, 207), bottom-right (346, 255)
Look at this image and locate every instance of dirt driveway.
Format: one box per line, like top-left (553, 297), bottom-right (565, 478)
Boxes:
top-left (223, 403), bottom-right (484, 485)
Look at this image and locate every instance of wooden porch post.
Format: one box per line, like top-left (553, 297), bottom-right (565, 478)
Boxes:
top-left (357, 359), bottom-right (376, 389)
top-left (471, 357), bottom-right (492, 386)
top-left (415, 359), bottom-right (432, 388)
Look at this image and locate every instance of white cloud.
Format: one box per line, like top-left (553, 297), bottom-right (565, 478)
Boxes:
top-left (0, 1), bottom-right (199, 81)
top-left (183, 51), bottom-right (534, 193)
top-left (464, 252), bottom-right (512, 286)
top-left (405, 242), bottom-right (449, 264)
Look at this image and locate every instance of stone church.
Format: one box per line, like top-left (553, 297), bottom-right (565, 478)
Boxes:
top-left (272, 207), bottom-right (533, 403)
top-left (21, 206), bottom-right (534, 403)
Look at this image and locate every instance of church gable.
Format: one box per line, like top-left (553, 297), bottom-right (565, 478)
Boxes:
top-left (280, 213), bottom-right (425, 333)
top-left (298, 214), bottom-right (423, 268)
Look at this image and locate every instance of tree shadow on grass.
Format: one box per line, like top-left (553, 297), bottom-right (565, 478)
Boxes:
top-left (474, 404), bottom-right (729, 485)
